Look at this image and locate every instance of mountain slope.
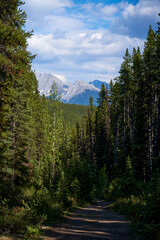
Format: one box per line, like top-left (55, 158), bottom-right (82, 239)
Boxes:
top-left (36, 72), bottom-right (71, 96)
top-left (89, 80), bottom-right (109, 90)
top-left (36, 73), bottom-right (109, 105)
top-left (67, 89), bottom-right (99, 105)
top-left (62, 80), bottom-right (100, 105)
top-left (60, 102), bottom-right (88, 129)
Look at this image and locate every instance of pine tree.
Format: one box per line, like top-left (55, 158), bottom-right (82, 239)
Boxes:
top-left (116, 49), bottom-right (133, 171)
top-left (95, 84), bottom-right (112, 177)
top-left (132, 47), bottom-right (148, 181)
top-left (143, 26), bottom-right (157, 180)
top-left (121, 49), bottom-right (132, 155)
top-left (84, 96), bottom-right (96, 186)
top-left (49, 82), bottom-right (62, 184)
top-left (153, 16), bottom-right (160, 171)
top-left (86, 96), bottom-right (95, 165)
top-left (109, 79), bottom-right (121, 165)
top-left (0, 0), bottom-right (37, 204)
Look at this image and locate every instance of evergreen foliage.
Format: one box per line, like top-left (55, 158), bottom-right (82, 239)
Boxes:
top-left (59, 102), bottom-right (88, 129)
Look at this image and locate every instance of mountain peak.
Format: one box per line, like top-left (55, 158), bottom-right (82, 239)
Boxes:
top-left (36, 73), bottom-right (105, 105)
top-left (36, 72), bottom-right (71, 96)
top-left (74, 80), bottom-right (86, 86)
top-left (89, 79), bottom-right (109, 90)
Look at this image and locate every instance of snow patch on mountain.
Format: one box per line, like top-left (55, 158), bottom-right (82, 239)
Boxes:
top-left (36, 72), bottom-right (107, 105)
top-left (36, 72), bottom-right (71, 96)
top-left (53, 74), bottom-right (67, 83)
top-left (62, 80), bottom-right (99, 102)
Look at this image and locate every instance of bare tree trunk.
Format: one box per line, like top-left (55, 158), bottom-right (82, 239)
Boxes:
top-left (123, 96), bottom-right (126, 157)
top-left (51, 112), bottom-right (56, 183)
top-left (156, 96), bottom-right (160, 169)
top-left (114, 103), bottom-right (118, 163)
top-left (154, 95), bottom-right (158, 159)
top-left (131, 95), bottom-right (135, 158)
top-left (148, 103), bottom-right (152, 181)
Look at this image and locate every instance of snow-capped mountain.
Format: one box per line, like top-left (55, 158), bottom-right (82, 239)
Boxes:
top-left (36, 72), bottom-right (108, 105)
top-left (36, 72), bottom-right (71, 96)
top-left (62, 80), bottom-right (99, 103)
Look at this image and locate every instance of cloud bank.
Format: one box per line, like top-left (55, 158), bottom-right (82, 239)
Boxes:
top-left (23, 0), bottom-right (160, 83)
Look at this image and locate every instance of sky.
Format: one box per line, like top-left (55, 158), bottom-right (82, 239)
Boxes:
top-left (23, 0), bottom-right (160, 83)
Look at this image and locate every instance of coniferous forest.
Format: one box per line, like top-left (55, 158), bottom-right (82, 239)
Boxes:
top-left (0, 1), bottom-right (160, 239)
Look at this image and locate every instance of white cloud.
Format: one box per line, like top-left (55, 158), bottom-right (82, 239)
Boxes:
top-left (32, 61), bottom-right (120, 83)
top-left (122, 4), bottom-right (135, 18)
top-left (82, 3), bottom-right (93, 11)
top-left (45, 15), bottom-right (85, 32)
top-left (28, 30), bottom-right (144, 60)
top-left (24, 0), bottom-right (159, 83)
top-left (101, 5), bottom-right (118, 17)
top-left (111, 0), bottom-right (160, 37)
top-left (26, 0), bottom-right (73, 10)
top-left (82, 2), bottom-right (118, 19)
top-left (28, 34), bottom-right (70, 60)
top-left (28, 27), bottom-right (144, 83)
top-left (91, 33), bottom-right (103, 40)
top-left (23, 0), bottom-right (74, 30)
top-left (122, 0), bottom-right (160, 19)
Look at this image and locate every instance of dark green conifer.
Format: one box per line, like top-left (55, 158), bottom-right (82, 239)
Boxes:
top-left (143, 26), bottom-right (157, 180)
top-left (0, 0), bottom-right (37, 204)
top-left (95, 84), bottom-right (112, 176)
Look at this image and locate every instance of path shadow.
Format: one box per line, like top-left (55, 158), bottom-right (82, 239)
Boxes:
top-left (43, 201), bottom-right (139, 240)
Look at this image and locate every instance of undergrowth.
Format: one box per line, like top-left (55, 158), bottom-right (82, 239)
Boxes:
top-left (108, 174), bottom-right (160, 240)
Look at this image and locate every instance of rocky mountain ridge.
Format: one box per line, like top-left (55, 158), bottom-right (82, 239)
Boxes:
top-left (36, 72), bottom-right (108, 105)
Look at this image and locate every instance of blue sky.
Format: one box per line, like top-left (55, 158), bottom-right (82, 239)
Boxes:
top-left (23, 0), bottom-right (160, 83)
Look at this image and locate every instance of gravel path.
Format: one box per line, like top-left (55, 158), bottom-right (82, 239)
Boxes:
top-left (43, 200), bottom-right (140, 240)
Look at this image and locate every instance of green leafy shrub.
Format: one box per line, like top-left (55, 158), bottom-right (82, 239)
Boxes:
top-left (111, 197), bottom-right (146, 221)
top-left (111, 189), bottom-right (160, 240)
top-left (107, 178), bottom-right (121, 200)
top-left (97, 167), bottom-right (108, 198)
top-left (137, 174), bottom-right (160, 239)
top-left (0, 200), bottom-right (45, 233)
top-left (33, 187), bottom-right (64, 221)
top-left (24, 226), bottom-right (43, 240)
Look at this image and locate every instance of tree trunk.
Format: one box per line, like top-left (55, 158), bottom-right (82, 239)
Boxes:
top-left (114, 104), bottom-right (118, 163)
top-left (51, 112), bottom-right (56, 183)
top-left (148, 103), bottom-right (152, 181)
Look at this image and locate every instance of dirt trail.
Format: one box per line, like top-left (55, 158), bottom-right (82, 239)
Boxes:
top-left (43, 200), bottom-right (140, 240)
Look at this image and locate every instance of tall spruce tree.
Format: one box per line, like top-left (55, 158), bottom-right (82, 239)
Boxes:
top-left (143, 26), bottom-right (157, 180)
top-left (132, 47), bottom-right (148, 181)
top-left (109, 79), bottom-right (121, 166)
top-left (153, 16), bottom-right (160, 171)
top-left (0, 0), bottom-right (38, 204)
top-left (86, 96), bottom-right (95, 165)
top-left (85, 96), bottom-right (96, 185)
top-left (117, 49), bottom-right (133, 171)
top-left (95, 84), bottom-right (112, 177)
